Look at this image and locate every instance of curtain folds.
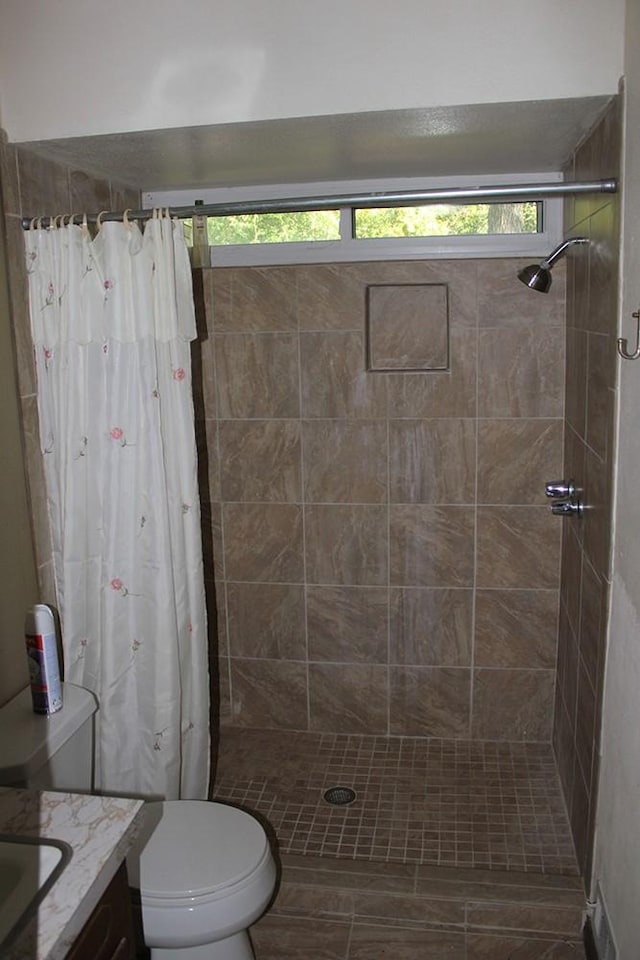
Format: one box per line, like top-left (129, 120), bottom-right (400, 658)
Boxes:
top-left (25, 215), bottom-right (209, 799)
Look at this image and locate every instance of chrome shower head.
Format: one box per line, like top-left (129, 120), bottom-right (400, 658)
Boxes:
top-left (518, 262), bottom-right (553, 293)
top-left (518, 237), bottom-right (589, 293)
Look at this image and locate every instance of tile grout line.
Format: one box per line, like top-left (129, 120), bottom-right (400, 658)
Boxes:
top-left (210, 279), bottom-right (234, 722)
top-left (469, 278), bottom-right (480, 741)
top-left (295, 274), bottom-right (312, 734)
top-left (385, 414), bottom-right (391, 737)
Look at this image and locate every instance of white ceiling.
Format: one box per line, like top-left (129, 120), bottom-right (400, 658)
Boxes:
top-left (17, 97), bottom-right (612, 193)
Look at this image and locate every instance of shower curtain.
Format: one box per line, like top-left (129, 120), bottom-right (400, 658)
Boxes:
top-left (25, 213), bottom-right (209, 799)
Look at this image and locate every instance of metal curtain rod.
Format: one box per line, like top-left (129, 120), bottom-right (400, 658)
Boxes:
top-left (21, 178), bottom-right (617, 229)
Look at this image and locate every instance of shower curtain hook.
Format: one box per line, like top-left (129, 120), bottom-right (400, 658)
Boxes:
top-left (617, 308), bottom-right (640, 360)
top-left (123, 208), bottom-right (131, 227)
top-left (96, 210), bottom-right (108, 230)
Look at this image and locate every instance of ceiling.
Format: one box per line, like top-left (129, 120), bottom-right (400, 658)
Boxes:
top-left (16, 96), bottom-right (612, 193)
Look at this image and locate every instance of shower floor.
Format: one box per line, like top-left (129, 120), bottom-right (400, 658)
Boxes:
top-left (213, 729), bottom-right (578, 877)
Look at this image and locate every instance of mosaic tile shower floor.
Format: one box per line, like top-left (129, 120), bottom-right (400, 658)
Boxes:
top-left (213, 730), bottom-right (578, 876)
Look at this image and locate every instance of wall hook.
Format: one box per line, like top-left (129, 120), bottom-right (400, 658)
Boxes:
top-left (617, 308), bottom-right (640, 360)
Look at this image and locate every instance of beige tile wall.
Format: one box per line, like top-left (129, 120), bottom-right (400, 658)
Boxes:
top-left (553, 96), bottom-right (621, 881)
top-left (197, 255), bottom-right (566, 740)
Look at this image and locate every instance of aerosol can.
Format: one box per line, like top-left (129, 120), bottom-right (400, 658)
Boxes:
top-left (25, 604), bottom-right (63, 715)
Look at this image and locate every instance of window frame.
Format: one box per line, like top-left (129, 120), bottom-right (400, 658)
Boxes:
top-left (145, 173), bottom-right (564, 267)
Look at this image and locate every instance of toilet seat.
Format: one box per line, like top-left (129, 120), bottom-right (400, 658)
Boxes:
top-left (128, 801), bottom-right (271, 905)
top-left (128, 800), bottom-right (277, 953)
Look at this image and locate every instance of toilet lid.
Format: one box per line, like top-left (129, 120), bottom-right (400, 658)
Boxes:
top-left (127, 801), bottom-right (270, 899)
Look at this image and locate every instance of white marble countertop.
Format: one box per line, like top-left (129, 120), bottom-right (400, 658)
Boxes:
top-left (0, 788), bottom-right (143, 960)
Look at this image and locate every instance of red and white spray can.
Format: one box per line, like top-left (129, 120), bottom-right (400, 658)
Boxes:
top-left (25, 604), bottom-right (63, 715)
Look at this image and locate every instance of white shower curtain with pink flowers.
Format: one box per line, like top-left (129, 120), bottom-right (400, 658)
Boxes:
top-left (25, 213), bottom-right (209, 800)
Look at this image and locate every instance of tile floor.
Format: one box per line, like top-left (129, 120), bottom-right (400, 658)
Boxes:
top-left (214, 730), bottom-right (578, 876)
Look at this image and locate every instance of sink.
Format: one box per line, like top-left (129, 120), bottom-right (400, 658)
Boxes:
top-left (0, 834), bottom-right (72, 951)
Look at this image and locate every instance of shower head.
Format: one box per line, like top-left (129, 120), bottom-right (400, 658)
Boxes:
top-left (518, 237), bottom-right (589, 293)
top-left (518, 262), bottom-right (553, 293)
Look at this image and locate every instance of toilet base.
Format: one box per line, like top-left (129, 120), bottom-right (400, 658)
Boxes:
top-left (150, 929), bottom-right (255, 960)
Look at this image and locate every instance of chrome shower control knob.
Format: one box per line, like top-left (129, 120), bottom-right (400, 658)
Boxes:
top-left (545, 479), bottom-right (576, 499)
top-left (551, 499), bottom-right (583, 517)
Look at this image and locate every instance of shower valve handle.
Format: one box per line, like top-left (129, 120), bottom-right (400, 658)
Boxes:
top-left (545, 479), bottom-right (576, 500)
top-left (551, 499), bottom-right (583, 517)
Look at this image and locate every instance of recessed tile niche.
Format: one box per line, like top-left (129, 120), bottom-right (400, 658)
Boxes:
top-left (366, 282), bottom-right (449, 371)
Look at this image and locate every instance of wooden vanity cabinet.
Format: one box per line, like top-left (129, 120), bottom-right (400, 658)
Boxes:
top-left (65, 863), bottom-right (135, 960)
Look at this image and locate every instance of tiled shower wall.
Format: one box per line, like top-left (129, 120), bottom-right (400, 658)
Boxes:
top-left (0, 134), bottom-right (140, 606)
top-left (197, 256), bottom-right (566, 741)
top-left (554, 96), bottom-right (621, 880)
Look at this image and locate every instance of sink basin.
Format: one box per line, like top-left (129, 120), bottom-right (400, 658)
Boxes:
top-left (0, 834), bottom-right (72, 951)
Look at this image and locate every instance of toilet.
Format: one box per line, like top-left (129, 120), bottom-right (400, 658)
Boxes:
top-left (0, 682), bottom-right (277, 960)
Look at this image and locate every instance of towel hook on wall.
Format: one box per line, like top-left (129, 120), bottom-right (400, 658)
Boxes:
top-left (618, 308), bottom-right (640, 360)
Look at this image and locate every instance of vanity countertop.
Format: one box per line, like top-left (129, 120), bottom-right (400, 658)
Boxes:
top-left (0, 787), bottom-right (144, 960)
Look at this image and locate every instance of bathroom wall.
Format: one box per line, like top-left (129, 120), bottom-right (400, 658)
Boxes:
top-left (553, 96), bottom-right (621, 881)
top-left (197, 256), bottom-right (566, 739)
top-left (0, 136), bottom-right (36, 705)
top-left (0, 0), bottom-right (623, 143)
top-left (593, 7), bottom-right (640, 953)
top-left (0, 133), bottom-right (140, 654)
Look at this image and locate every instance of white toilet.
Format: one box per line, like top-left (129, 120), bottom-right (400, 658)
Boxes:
top-left (0, 682), bottom-right (277, 960)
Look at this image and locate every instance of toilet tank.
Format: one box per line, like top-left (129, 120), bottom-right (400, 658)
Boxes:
top-left (0, 683), bottom-right (98, 792)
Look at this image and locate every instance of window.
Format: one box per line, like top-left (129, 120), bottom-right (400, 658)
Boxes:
top-left (182, 210), bottom-right (341, 247)
top-left (206, 210), bottom-right (341, 245)
top-left (147, 176), bottom-right (562, 266)
top-left (183, 202), bottom-right (538, 247)
top-left (354, 202), bottom-right (539, 238)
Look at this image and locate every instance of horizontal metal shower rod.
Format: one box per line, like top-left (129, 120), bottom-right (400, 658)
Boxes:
top-left (21, 178), bottom-right (617, 229)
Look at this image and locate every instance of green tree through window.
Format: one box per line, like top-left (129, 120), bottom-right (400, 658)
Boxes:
top-left (355, 203), bottom-right (538, 238)
top-left (207, 210), bottom-right (340, 245)
top-left (183, 201), bottom-right (539, 247)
